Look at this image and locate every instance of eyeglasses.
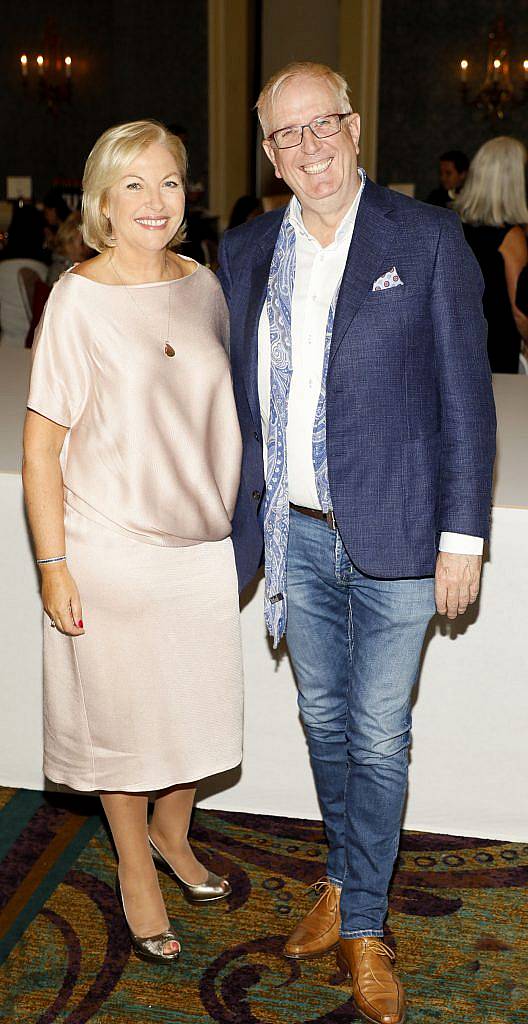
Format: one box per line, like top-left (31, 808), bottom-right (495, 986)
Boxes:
top-left (268, 112), bottom-right (351, 150)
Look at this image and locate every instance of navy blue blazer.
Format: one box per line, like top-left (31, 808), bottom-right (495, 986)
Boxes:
top-left (218, 177), bottom-right (496, 593)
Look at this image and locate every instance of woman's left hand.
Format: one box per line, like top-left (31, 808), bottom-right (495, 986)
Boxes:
top-left (41, 562), bottom-right (85, 636)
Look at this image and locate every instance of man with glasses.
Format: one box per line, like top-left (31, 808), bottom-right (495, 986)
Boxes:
top-left (219, 62), bottom-right (495, 1024)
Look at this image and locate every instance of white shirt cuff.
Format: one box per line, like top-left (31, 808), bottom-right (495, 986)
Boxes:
top-left (438, 532), bottom-right (484, 555)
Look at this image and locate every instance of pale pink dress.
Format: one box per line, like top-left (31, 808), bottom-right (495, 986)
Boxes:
top-left (27, 263), bottom-right (244, 792)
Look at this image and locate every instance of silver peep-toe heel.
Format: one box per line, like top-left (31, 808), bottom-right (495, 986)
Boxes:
top-left (148, 835), bottom-right (231, 903)
top-left (116, 876), bottom-right (181, 964)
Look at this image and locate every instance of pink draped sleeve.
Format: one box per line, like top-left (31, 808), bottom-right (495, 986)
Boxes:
top-left (27, 284), bottom-right (89, 429)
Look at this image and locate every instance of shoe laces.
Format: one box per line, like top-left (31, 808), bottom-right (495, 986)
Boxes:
top-left (364, 939), bottom-right (396, 962)
top-left (307, 876), bottom-right (336, 906)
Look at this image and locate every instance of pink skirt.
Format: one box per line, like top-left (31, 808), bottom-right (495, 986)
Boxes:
top-left (43, 504), bottom-right (243, 792)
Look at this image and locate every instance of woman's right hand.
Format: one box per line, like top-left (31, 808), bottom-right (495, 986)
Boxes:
top-left (40, 563), bottom-right (85, 636)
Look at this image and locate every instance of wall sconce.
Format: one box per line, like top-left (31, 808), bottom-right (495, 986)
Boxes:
top-left (19, 19), bottom-right (73, 112)
top-left (459, 17), bottom-right (528, 121)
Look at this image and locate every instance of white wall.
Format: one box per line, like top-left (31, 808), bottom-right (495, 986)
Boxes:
top-left (2, 350), bottom-right (527, 842)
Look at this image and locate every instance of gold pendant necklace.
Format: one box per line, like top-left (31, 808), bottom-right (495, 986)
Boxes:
top-left (110, 254), bottom-right (176, 357)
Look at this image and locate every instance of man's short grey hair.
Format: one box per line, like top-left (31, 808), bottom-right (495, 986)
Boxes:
top-left (256, 61), bottom-right (353, 138)
top-left (454, 136), bottom-right (528, 227)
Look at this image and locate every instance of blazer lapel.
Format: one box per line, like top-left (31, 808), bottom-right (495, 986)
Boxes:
top-left (330, 179), bottom-right (399, 366)
top-left (241, 212), bottom-right (284, 430)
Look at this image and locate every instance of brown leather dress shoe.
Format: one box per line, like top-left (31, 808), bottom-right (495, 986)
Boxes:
top-left (283, 878), bottom-right (341, 959)
top-left (337, 937), bottom-right (405, 1024)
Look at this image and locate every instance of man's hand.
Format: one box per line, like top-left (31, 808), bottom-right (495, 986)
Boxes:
top-left (435, 552), bottom-right (482, 619)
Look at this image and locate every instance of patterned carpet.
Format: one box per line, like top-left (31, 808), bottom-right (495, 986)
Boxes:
top-left (0, 788), bottom-right (527, 1023)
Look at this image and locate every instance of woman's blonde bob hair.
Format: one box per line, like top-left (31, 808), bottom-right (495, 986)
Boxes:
top-left (256, 61), bottom-right (353, 138)
top-left (81, 120), bottom-right (187, 252)
top-left (454, 136), bottom-right (528, 227)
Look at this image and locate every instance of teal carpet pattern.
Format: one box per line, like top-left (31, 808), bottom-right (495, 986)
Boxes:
top-left (0, 787), bottom-right (527, 1022)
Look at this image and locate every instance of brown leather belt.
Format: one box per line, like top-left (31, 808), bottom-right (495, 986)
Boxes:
top-left (289, 502), bottom-right (336, 530)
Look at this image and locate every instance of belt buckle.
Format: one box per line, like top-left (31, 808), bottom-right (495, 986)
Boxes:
top-left (326, 509), bottom-right (336, 530)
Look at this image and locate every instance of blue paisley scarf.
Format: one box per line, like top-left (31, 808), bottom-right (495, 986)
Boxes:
top-left (263, 206), bottom-right (342, 647)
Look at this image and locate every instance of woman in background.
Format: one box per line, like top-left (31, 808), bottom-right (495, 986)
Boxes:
top-left (454, 136), bottom-right (528, 373)
top-left (22, 120), bottom-right (243, 965)
top-left (227, 194), bottom-right (263, 230)
top-left (47, 211), bottom-right (94, 285)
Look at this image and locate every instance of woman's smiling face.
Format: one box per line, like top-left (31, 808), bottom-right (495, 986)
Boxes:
top-left (104, 142), bottom-right (185, 254)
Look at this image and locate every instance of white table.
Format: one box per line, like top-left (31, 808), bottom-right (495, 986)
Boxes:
top-left (1, 347), bottom-right (527, 840)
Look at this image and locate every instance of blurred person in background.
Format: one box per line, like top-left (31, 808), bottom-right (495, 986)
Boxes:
top-left (43, 186), bottom-right (72, 280)
top-left (427, 150), bottom-right (469, 208)
top-left (228, 195), bottom-right (263, 230)
top-left (47, 212), bottom-right (94, 285)
top-left (454, 137), bottom-right (528, 373)
top-left (25, 213), bottom-right (95, 346)
top-left (515, 264), bottom-right (528, 370)
top-left (516, 264), bottom-right (528, 316)
top-left (0, 205), bottom-right (48, 346)
top-left (42, 185), bottom-right (70, 236)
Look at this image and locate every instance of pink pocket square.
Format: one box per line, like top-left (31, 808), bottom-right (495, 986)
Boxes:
top-left (372, 267), bottom-right (403, 291)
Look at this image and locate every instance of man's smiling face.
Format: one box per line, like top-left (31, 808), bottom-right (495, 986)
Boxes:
top-left (262, 75), bottom-right (361, 218)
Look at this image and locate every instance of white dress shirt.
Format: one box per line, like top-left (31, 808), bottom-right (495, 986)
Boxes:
top-left (257, 189), bottom-right (483, 556)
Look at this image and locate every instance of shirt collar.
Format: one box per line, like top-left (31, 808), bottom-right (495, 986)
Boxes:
top-left (288, 167), bottom-right (366, 245)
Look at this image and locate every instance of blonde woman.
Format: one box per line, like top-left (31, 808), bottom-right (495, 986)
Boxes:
top-left (22, 121), bottom-right (243, 964)
top-left (454, 136), bottom-right (528, 372)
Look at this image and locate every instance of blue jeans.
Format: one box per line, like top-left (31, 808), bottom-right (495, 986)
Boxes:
top-left (286, 509), bottom-right (435, 937)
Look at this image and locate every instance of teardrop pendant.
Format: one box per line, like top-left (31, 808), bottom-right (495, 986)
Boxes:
top-left (164, 343), bottom-right (175, 358)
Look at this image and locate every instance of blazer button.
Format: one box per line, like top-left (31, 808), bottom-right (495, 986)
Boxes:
top-left (252, 490), bottom-right (261, 502)
top-left (254, 431), bottom-right (260, 442)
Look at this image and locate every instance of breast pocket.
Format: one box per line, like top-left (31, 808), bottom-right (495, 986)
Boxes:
top-left (366, 285), bottom-right (416, 305)
top-left (354, 287), bottom-right (414, 347)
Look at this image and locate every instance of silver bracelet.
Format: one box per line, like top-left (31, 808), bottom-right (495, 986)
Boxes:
top-left (36, 555), bottom-right (66, 565)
